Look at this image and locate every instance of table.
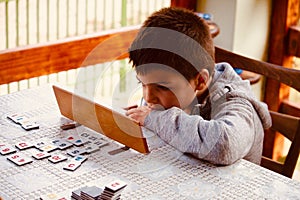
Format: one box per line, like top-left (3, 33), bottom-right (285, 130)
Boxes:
top-left (0, 85), bottom-right (299, 200)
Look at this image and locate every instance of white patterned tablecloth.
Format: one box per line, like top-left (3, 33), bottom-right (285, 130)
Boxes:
top-left (0, 85), bottom-right (299, 200)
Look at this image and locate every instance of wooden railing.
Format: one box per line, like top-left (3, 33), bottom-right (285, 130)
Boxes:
top-left (0, 26), bottom-right (139, 85)
top-left (0, 0), bottom-right (171, 94)
top-left (0, 0), bottom-right (170, 50)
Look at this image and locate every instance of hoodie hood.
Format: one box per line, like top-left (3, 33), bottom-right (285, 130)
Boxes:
top-left (206, 62), bottom-right (271, 129)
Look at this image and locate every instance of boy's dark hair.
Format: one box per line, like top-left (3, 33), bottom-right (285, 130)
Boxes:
top-left (129, 7), bottom-right (215, 80)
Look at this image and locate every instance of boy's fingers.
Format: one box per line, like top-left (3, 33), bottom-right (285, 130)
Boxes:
top-left (126, 111), bottom-right (146, 126)
top-left (125, 107), bottom-right (137, 116)
top-left (123, 104), bottom-right (138, 111)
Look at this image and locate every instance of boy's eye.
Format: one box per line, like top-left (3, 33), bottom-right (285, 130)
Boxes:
top-left (137, 80), bottom-right (145, 87)
top-left (156, 85), bottom-right (170, 90)
top-left (137, 80), bottom-right (170, 91)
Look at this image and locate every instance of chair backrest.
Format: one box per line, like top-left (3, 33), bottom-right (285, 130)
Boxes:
top-left (262, 111), bottom-right (300, 177)
top-left (215, 46), bottom-right (300, 178)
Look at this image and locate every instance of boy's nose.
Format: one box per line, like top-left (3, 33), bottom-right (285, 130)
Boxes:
top-left (143, 86), bottom-right (157, 104)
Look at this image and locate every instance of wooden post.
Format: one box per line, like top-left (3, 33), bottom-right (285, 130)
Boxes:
top-left (263, 0), bottom-right (300, 159)
top-left (170, 0), bottom-right (197, 11)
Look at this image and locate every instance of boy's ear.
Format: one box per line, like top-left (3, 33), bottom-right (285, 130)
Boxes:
top-left (194, 69), bottom-right (210, 90)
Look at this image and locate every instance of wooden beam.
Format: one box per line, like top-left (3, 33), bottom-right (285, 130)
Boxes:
top-left (215, 47), bottom-right (300, 92)
top-left (0, 26), bottom-right (139, 85)
top-left (280, 99), bottom-right (300, 117)
top-left (171, 0), bottom-right (197, 11)
top-left (264, 0), bottom-right (300, 159)
top-left (288, 25), bottom-right (300, 57)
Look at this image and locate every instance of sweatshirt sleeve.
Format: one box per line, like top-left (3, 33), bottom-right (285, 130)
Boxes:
top-left (143, 97), bottom-right (257, 165)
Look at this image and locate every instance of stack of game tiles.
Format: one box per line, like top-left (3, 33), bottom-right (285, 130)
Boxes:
top-left (71, 186), bottom-right (103, 200)
top-left (71, 186), bottom-right (86, 200)
top-left (81, 186), bottom-right (103, 200)
top-left (99, 180), bottom-right (127, 200)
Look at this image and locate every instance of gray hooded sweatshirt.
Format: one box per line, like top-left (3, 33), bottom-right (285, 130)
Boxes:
top-left (143, 62), bottom-right (272, 165)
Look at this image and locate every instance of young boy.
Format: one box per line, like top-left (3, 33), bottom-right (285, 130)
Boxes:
top-left (126, 7), bottom-right (271, 165)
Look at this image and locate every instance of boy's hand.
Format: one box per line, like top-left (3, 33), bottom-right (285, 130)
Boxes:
top-left (125, 106), bottom-right (152, 126)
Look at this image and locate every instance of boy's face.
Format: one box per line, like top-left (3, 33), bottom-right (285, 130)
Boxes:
top-left (137, 67), bottom-right (198, 113)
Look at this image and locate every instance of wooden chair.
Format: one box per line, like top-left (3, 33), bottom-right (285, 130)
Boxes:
top-left (215, 46), bottom-right (300, 178)
top-left (263, 111), bottom-right (300, 178)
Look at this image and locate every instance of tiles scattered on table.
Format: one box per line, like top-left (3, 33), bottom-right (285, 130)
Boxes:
top-left (84, 143), bottom-right (100, 154)
top-left (7, 152), bottom-right (33, 166)
top-left (67, 148), bottom-right (87, 157)
top-left (20, 120), bottom-right (40, 131)
top-left (48, 154), bottom-right (68, 164)
top-left (7, 113), bottom-right (27, 124)
top-left (15, 141), bottom-right (34, 150)
top-left (0, 144), bottom-right (17, 155)
top-left (32, 151), bottom-right (51, 160)
top-left (51, 138), bottom-right (73, 150)
top-left (63, 155), bottom-right (87, 171)
top-left (7, 113), bottom-right (39, 131)
top-left (39, 144), bottom-right (59, 153)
